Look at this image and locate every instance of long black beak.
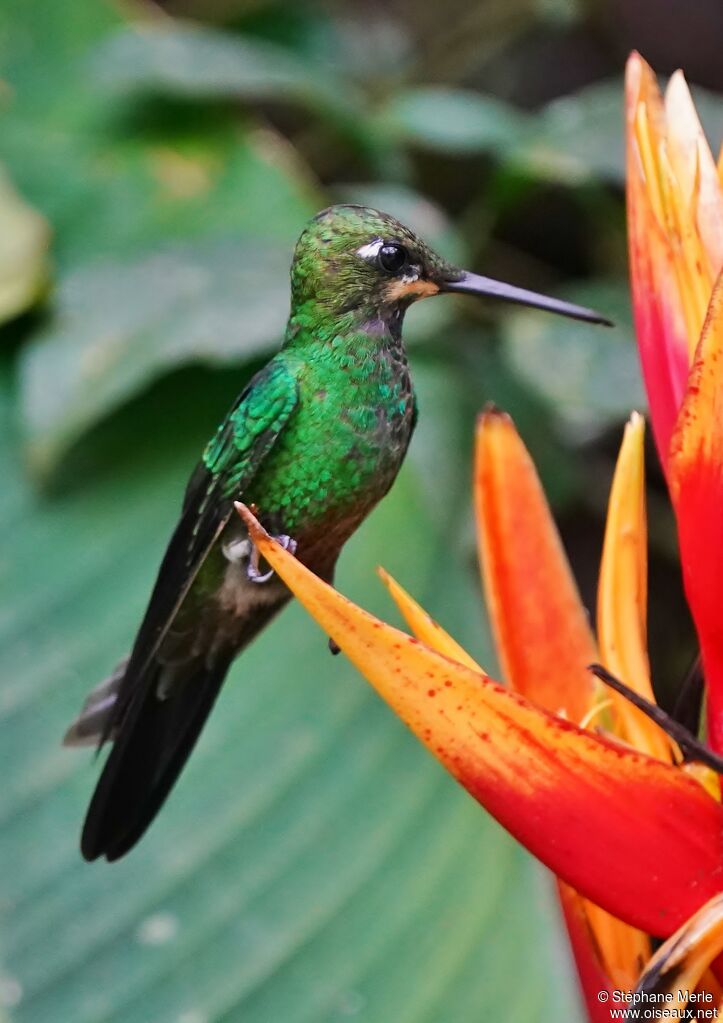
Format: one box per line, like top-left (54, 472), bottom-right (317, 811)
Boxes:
top-left (441, 271), bottom-right (613, 326)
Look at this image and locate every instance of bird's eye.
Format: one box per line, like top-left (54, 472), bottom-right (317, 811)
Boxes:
top-left (377, 243), bottom-right (408, 274)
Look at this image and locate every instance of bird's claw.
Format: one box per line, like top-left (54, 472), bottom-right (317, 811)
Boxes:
top-left (247, 534), bottom-right (297, 584)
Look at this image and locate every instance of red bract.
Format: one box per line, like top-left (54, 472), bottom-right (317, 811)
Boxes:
top-left (626, 52), bottom-right (723, 752)
top-left (669, 283), bottom-right (723, 750)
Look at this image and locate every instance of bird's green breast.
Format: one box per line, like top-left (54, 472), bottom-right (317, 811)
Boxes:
top-left (245, 326), bottom-right (415, 554)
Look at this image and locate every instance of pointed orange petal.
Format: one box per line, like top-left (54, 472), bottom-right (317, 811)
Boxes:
top-left (597, 412), bottom-right (675, 761)
top-left (582, 898), bottom-right (651, 991)
top-left (376, 567), bottom-right (485, 673)
top-left (626, 53), bottom-right (691, 460)
top-left (635, 893), bottom-right (723, 1001)
top-left (236, 502), bottom-right (723, 939)
top-left (669, 275), bottom-right (723, 751)
top-left (474, 408), bottom-right (595, 723)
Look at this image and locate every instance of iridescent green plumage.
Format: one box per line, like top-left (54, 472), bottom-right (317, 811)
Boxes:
top-left (66, 204), bottom-right (611, 861)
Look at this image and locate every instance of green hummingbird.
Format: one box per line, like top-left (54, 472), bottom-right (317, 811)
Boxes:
top-left (65, 204), bottom-right (610, 861)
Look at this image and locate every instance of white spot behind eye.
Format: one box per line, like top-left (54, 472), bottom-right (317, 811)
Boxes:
top-left (356, 238), bottom-right (383, 260)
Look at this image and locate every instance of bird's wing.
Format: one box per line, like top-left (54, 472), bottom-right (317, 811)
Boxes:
top-left (106, 357), bottom-right (299, 735)
top-left (79, 359), bottom-right (299, 860)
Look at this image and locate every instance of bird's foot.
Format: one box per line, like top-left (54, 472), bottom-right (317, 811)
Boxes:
top-left (247, 534), bottom-right (297, 584)
top-left (328, 638), bottom-right (341, 656)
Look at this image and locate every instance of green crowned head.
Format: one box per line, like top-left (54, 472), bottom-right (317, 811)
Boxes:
top-left (289, 205), bottom-right (459, 324)
top-left (287, 204), bottom-right (613, 333)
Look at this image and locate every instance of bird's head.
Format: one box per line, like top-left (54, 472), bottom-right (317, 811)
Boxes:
top-left (289, 204), bottom-right (611, 331)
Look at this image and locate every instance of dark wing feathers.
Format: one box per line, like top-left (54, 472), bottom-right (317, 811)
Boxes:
top-left (104, 359), bottom-right (299, 732)
top-left (80, 360), bottom-right (299, 860)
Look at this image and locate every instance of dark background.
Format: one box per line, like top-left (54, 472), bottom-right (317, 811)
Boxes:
top-left (1, 2), bottom-right (721, 1020)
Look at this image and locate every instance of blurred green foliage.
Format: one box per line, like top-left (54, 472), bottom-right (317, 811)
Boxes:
top-left (2, 1), bottom-right (722, 1020)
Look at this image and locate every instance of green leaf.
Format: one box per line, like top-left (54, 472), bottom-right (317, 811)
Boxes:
top-left (1, 1), bottom-right (321, 269)
top-left (516, 77), bottom-right (723, 186)
top-left (91, 22), bottom-right (361, 121)
top-left (0, 0), bottom-right (122, 113)
top-left (501, 280), bottom-right (644, 440)
top-left (0, 360), bottom-right (581, 1022)
top-left (18, 240), bottom-right (292, 478)
top-left (1, 113), bottom-right (319, 269)
top-left (0, 166), bottom-right (50, 326)
top-left (516, 80), bottom-right (625, 184)
top-left (380, 87), bottom-right (530, 156)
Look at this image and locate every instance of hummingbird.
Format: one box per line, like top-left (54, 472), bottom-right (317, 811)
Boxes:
top-left (65, 204), bottom-right (611, 861)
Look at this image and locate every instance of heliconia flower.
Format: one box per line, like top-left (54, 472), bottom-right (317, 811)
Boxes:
top-left (234, 402), bottom-right (723, 1018)
top-left (474, 408), bottom-right (670, 1011)
top-left (471, 407), bottom-right (722, 1014)
top-left (626, 52), bottom-right (723, 752)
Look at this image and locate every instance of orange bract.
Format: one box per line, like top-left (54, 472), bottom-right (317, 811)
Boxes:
top-left (474, 408), bottom-right (595, 724)
top-left (235, 502), bottom-right (723, 941)
top-left (376, 567), bottom-right (484, 673)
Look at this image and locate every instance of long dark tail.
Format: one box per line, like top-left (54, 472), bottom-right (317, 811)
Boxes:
top-left (80, 653), bottom-right (233, 862)
top-left (71, 587), bottom-right (290, 862)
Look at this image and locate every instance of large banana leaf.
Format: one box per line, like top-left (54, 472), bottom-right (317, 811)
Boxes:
top-left (0, 358), bottom-right (582, 1022)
